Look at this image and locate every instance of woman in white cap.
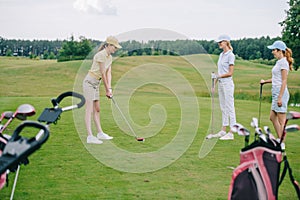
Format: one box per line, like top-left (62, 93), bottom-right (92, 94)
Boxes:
top-left (213, 34), bottom-right (237, 140)
top-left (83, 36), bottom-right (122, 144)
top-left (260, 40), bottom-right (293, 142)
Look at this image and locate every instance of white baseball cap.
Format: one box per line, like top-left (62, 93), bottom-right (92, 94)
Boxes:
top-left (216, 34), bottom-right (231, 42)
top-left (267, 40), bottom-right (287, 51)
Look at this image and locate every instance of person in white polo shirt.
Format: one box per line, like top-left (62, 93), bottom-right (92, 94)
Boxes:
top-left (83, 36), bottom-right (122, 144)
top-left (213, 34), bottom-right (237, 140)
top-left (260, 40), bottom-right (294, 142)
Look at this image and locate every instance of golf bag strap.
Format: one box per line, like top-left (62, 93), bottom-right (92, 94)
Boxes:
top-left (279, 156), bottom-right (300, 199)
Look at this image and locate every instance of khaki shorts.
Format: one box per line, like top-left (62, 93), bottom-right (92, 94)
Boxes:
top-left (83, 74), bottom-right (101, 101)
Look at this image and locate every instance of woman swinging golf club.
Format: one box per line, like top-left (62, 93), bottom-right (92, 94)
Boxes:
top-left (212, 34), bottom-right (237, 140)
top-left (83, 36), bottom-right (122, 144)
top-left (260, 40), bottom-right (293, 142)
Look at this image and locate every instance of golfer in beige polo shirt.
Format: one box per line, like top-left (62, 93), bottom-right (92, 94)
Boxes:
top-left (83, 36), bottom-right (122, 144)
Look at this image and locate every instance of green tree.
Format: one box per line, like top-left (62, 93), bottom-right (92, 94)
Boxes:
top-left (280, 0), bottom-right (300, 70)
top-left (5, 49), bottom-right (12, 56)
top-left (58, 35), bottom-right (92, 62)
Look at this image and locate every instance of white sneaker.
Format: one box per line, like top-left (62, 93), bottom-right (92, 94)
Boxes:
top-left (220, 132), bottom-right (234, 140)
top-left (214, 130), bottom-right (227, 138)
top-left (206, 134), bottom-right (214, 139)
top-left (87, 135), bottom-right (103, 144)
top-left (97, 132), bottom-right (113, 140)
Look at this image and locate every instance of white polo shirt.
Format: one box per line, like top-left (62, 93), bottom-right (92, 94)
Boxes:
top-left (272, 57), bottom-right (289, 87)
top-left (217, 50), bottom-right (235, 82)
top-left (89, 49), bottom-right (112, 80)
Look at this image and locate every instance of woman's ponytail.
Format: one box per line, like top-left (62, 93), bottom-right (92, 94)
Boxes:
top-left (97, 43), bottom-right (108, 52)
top-left (285, 48), bottom-right (294, 71)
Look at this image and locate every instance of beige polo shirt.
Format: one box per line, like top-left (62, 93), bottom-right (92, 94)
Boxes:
top-left (89, 49), bottom-right (112, 80)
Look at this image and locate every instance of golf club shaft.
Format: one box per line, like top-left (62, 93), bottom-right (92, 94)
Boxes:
top-left (258, 84), bottom-right (263, 127)
top-left (111, 97), bottom-right (138, 138)
top-left (211, 72), bottom-right (216, 134)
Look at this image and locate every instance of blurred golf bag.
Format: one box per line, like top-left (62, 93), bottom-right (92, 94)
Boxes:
top-left (228, 113), bottom-right (300, 200)
top-left (0, 91), bottom-right (85, 199)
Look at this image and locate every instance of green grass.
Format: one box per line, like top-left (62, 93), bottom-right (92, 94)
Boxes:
top-left (0, 56), bottom-right (300, 199)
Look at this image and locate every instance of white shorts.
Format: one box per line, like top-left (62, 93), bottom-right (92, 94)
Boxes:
top-left (271, 86), bottom-right (289, 113)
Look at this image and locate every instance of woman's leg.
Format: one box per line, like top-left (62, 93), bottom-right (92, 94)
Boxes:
top-left (226, 81), bottom-right (236, 132)
top-left (93, 100), bottom-right (103, 133)
top-left (218, 82), bottom-right (228, 131)
top-left (270, 110), bottom-right (285, 138)
top-left (276, 112), bottom-right (286, 139)
top-left (85, 99), bottom-right (94, 136)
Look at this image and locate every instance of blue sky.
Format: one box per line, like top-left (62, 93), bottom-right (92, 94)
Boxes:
top-left (0, 0), bottom-right (289, 41)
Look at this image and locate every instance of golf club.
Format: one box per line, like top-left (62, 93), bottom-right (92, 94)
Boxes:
top-left (206, 72), bottom-right (217, 139)
top-left (280, 111), bottom-right (300, 144)
top-left (250, 117), bottom-right (267, 142)
top-left (0, 104), bottom-right (35, 135)
top-left (0, 111), bottom-right (13, 134)
top-left (263, 126), bottom-right (279, 146)
top-left (258, 83), bottom-right (263, 127)
top-left (111, 96), bottom-right (144, 142)
top-left (231, 123), bottom-right (250, 147)
top-left (263, 126), bottom-right (271, 139)
top-left (285, 124), bottom-right (300, 132)
top-left (0, 111), bottom-right (14, 122)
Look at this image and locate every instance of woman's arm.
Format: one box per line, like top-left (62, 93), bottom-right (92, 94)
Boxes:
top-left (218, 64), bottom-right (234, 78)
top-left (106, 65), bottom-right (112, 88)
top-left (99, 62), bottom-right (112, 98)
top-left (260, 79), bottom-right (272, 85)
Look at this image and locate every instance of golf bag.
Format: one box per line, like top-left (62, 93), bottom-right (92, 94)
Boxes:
top-left (228, 136), bottom-right (300, 200)
top-left (0, 135), bottom-right (8, 189)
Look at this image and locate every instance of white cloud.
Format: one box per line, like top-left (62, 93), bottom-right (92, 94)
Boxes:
top-left (73, 0), bottom-right (117, 15)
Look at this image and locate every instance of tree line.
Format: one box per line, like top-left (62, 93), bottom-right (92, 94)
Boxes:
top-left (0, 36), bottom-right (282, 61)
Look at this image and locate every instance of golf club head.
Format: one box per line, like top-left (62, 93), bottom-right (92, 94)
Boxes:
top-left (255, 127), bottom-right (267, 142)
top-left (250, 118), bottom-right (258, 128)
top-left (263, 126), bottom-right (271, 135)
top-left (1, 111), bottom-right (14, 120)
top-left (286, 111), bottom-right (300, 120)
top-left (238, 127), bottom-right (250, 136)
top-left (255, 127), bottom-right (263, 135)
top-left (285, 124), bottom-right (300, 132)
top-left (16, 104), bottom-right (36, 120)
top-left (231, 123), bottom-right (244, 133)
top-left (136, 138), bottom-right (145, 142)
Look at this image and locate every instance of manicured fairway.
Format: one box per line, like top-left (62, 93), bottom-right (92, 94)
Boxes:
top-left (0, 56), bottom-right (299, 199)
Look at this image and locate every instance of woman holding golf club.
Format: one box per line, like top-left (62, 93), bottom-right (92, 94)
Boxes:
top-left (83, 36), bottom-right (122, 144)
top-left (260, 40), bottom-right (293, 140)
top-left (213, 34), bottom-right (236, 140)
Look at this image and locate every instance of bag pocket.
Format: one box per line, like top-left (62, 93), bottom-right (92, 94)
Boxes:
top-left (229, 161), bottom-right (267, 200)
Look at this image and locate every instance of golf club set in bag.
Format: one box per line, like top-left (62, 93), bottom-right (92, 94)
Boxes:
top-left (0, 91), bottom-right (85, 200)
top-left (227, 84), bottom-right (300, 200)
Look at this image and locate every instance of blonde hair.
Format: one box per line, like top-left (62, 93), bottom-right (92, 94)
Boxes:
top-left (284, 48), bottom-right (294, 70)
top-left (97, 42), bottom-right (108, 51)
top-left (226, 41), bottom-right (233, 51)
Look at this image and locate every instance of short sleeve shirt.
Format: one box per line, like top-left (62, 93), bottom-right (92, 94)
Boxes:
top-left (89, 49), bottom-right (112, 79)
top-left (272, 57), bottom-right (289, 86)
top-left (217, 50), bottom-right (235, 82)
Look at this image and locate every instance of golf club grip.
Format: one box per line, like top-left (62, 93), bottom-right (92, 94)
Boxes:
top-left (10, 121), bottom-right (49, 144)
top-left (53, 91), bottom-right (86, 109)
